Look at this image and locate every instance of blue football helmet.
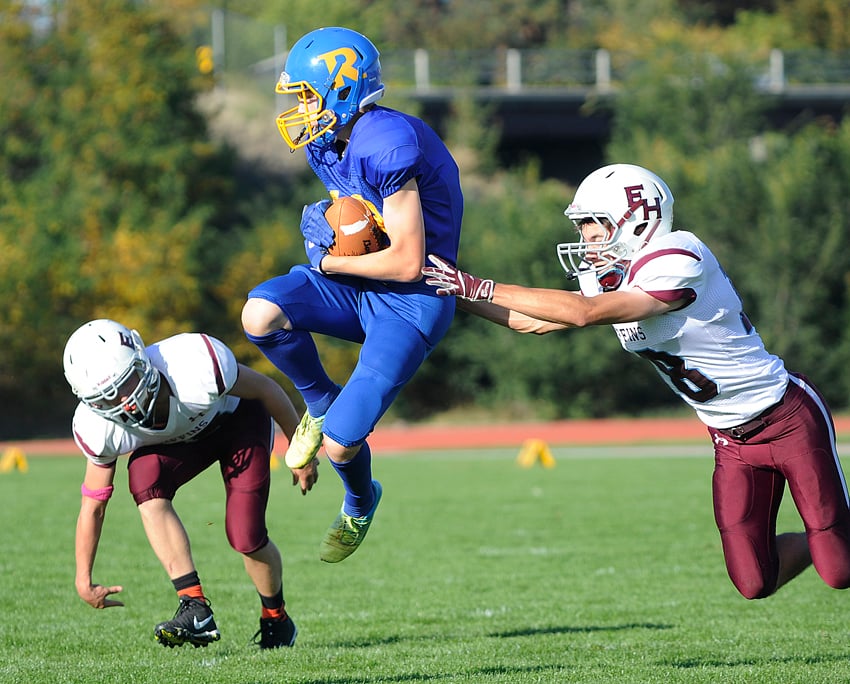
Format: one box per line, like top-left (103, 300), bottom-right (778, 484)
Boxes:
top-left (275, 27), bottom-right (385, 150)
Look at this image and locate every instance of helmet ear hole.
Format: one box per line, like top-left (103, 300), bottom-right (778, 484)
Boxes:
top-left (633, 222), bottom-right (648, 237)
top-left (338, 86), bottom-right (352, 102)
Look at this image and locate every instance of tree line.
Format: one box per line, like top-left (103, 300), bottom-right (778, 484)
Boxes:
top-left (2, 0), bottom-right (849, 439)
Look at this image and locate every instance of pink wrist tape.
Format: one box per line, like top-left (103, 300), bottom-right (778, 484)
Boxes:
top-left (81, 483), bottom-right (114, 501)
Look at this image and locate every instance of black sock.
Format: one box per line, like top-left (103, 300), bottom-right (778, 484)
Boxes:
top-left (172, 570), bottom-right (202, 594)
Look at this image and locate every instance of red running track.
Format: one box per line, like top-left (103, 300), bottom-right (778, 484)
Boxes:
top-left (10, 416), bottom-right (850, 456)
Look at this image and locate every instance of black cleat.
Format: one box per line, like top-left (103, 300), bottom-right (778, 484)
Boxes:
top-left (154, 596), bottom-right (221, 648)
top-left (253, 616), bottom-right (298, 649)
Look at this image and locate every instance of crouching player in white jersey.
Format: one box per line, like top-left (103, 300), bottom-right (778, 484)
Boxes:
top-left (422, 164), bottom-right (850, 601)
top-left (63, 319), bottom-right (319, 648)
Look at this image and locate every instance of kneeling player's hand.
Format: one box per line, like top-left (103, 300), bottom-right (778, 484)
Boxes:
top-left (78, 582), bottom-right (124, 609)
top-left (291, 457), bottom-right (319, 495)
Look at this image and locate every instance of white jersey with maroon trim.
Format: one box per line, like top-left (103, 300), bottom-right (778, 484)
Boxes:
top-left (71, 333), bottom-right (241, 465)
top-left (581, 231), bottom-right (788, 428)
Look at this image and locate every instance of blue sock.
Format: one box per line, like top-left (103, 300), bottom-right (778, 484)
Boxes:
top-left (246, 329), bottom-right (338, 416)
top-left (329, 442), bottom-right (374, 517)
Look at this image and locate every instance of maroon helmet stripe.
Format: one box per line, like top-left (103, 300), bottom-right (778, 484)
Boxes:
top-left (200, 334), bottom-right (226, 394)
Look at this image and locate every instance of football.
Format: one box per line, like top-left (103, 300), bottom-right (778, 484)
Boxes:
top-left (324, 196), bottom-right (389, 257)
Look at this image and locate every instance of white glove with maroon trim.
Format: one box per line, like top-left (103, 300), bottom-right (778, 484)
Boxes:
top-left (422, 254), bottom-right (495, 302)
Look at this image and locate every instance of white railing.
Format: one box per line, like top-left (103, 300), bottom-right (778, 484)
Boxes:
top-left (245, 47), bottom-right (850, 95)
top-left (378, 47), bottom-right (850, 93)
top-left (210, 12), bottom-right (850, 94)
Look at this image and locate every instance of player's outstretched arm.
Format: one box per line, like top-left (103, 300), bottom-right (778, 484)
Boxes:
top-left (232, 364), bottom-right (300, 438)
top-left (423, 255), bottom-right (566, 333)
top-left (75, 463), bottom-right (124, 608)
top-left (457, 299), bottom-right (568, 335)
top-left (424, 254), bottom-right (674, 330)
top-left (231, 364), bottom-right (319, 494)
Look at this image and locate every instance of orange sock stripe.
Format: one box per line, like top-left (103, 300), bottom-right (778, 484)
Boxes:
top-left (177, 585), bottom-right (205, 600)
top-left (261, 605), bottom-right (288, 621)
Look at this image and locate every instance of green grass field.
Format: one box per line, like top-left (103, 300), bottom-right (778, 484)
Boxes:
top-left (1, 444), bottom-right (849, 683)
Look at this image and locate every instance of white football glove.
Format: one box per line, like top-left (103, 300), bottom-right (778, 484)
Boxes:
top-left (422, 254), bottom-right (495, 302)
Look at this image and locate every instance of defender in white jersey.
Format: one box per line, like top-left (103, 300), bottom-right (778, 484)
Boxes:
top-left (423, 164), bottom-right (850, 600)
top-left (64, 319), bottom-right (319, 648)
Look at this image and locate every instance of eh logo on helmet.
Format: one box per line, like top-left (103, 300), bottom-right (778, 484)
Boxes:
top-left (624, 184), bottom-right (663, 222)
top-left (118, 331), bottom-right (134, 349)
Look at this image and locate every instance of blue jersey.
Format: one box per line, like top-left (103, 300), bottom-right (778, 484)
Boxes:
top-left (306, 106), bottom-right (463, 269)
top-left (248, 106), bottom-right (460, 446)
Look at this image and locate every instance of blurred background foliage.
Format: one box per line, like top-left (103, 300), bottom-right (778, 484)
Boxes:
top-left (2, 0), bottom-right (850, 438)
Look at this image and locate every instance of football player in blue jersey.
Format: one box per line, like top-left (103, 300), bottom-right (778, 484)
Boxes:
top-left (242, 27), bottom-right (463, 563)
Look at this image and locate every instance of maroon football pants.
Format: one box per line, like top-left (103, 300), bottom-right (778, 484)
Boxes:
top-left (709, 374), bottom-right (850, 598)
top-left (127, 399), bottom-right (274, 554)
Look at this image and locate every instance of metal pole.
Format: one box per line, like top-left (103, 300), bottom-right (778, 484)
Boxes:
top-left (595, 49), bottom-right (611, 93)
top-left (211, 8), bottom-right (225, 74)
top-left (768, 49), bottom-right (784, 93)
top-left (506, 49), bottom-right (521, 92)
top-left (414, 49), bottom-right (430, 92)
top-left (274, 24), bottom-right (287, 74)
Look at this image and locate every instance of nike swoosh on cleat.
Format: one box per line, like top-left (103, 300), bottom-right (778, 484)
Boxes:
top-left (193, 615), bottom-right (214, 630)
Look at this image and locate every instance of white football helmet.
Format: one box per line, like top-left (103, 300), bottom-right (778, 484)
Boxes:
top-left (63, 319), bottom-right (160, 427)
top-left (558, 164), bottom-right (674, 290)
